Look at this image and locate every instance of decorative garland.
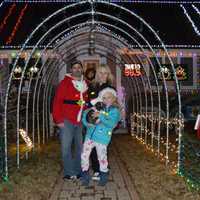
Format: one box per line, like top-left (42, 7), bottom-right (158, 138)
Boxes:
top-left (6, 3), bottom-right (28, 45)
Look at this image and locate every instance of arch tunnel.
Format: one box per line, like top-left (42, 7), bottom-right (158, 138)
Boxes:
top-left (0, 0), bottom-right (199, 193)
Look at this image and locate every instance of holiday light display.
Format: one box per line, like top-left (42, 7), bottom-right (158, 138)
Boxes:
top-left (0, 3), bottom-right (16, 35)
top-left (124, 64), bottom-right (142, 77)
top-left (157, 64), bottom-right (188, 81)
top-left (180, 4), bottom-right (200, 37)
top-left (3, 0), bottom-right (200, 3)
top-left (0, 0), bottom-right (199, 192)
top-left (6, 4), bottom-right (28, 45)
top-left (19, 129), bottom-right (33, 149)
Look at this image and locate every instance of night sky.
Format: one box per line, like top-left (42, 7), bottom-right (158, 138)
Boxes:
top-left (0, 1), bottom-right (200, 47)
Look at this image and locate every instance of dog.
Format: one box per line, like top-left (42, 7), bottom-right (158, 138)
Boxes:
top-left (86, 102), bottom-right (106, 124)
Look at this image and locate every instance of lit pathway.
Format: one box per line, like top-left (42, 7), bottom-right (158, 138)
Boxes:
top-left (50, 134), bottom-right (140, 200)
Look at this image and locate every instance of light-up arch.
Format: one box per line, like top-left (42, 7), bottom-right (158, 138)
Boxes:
top-left (2, 1), bottom-right (183, 185)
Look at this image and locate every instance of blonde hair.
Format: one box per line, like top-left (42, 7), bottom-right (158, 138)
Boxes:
top-left (94, 65), bottom-right (114, 85)
top-left (102, 92), bottom-right (120, 108)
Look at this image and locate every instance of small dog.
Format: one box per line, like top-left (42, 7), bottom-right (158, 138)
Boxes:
top-left (86, 102), bottom-right (106, 124)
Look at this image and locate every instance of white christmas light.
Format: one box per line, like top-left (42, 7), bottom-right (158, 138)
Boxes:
top-left (4, 0), bottom-right (200, 3)
top-left (19, 129), bottom-right (33, 148)
top-left (29, 66), bottom-right (39, 73)
top-left (0, 1), bottom-right (4, 8)
top-left (180, 4), bottom-right (200, 37)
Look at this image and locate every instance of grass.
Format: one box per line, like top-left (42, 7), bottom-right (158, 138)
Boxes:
top-left (0, 134), bottom-right (200, 200)
top-left (113, 134), bottom-right (200, 200)
top-left (0, 140), bottom-right (61, 200)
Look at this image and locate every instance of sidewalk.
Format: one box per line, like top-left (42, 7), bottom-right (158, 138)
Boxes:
top-left (50, 135), bottom-right (140, 200)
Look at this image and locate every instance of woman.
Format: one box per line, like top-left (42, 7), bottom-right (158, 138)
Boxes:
top-left (87, 65), bottom-right (114, 181)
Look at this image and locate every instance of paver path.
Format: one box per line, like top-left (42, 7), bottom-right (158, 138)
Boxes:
top-left (50, 134), bottom-right (140, 200)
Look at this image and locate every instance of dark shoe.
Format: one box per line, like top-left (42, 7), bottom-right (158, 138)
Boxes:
top-left (76, 173), bottom-right (82, 179)
top-left (98, 171), bottom-right (109, 186)
top-left (92, 172), bottom-right (100, 181)
top-left (81, 171), bottom-right (90, 186)
top-left (63, 175), bottom-right (75, 180)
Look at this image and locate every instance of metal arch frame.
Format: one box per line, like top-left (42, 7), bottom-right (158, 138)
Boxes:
top-left (4, 1), bottom-right (87, 174)
top-left (56, 16), bottom-right (171, 153)
top-left (23, 19), bottom-right (158, 152)
top-left (37, 50), bottom-right (137, 142)
top-left (94, 11), bottom-right (166, 152)
top-left (101, 1), bottom-right (182, 166)
top-left (5, 2), bottom-right (182, 177)
top-left (21, 28), bottom-right (141, 154)
top-left (55, 21), bottom-right (161, 140)
top-left (35, 27), bottom-right (155, 146)
top-left (14, 11), bottom-right (93, 168)
top-left (46, 48), bottom-right (155, 155)
top-left (32, 27), bottom-right (147, 146)
top-left (7, 20), bottom-right (160, 170)
top-left (41, 28), bottom-right (158, 152)
top-left (36, 33), bottom-right (144, 144)
top-left (25, 25), bottom-right (177, 175)
top-left (24, 4), bottom-right (167, 153)
top-left (43, 48), bottom-right (144, 142)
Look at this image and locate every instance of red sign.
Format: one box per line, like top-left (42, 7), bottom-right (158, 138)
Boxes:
top-left (124, 64), bottom-right (142, 77)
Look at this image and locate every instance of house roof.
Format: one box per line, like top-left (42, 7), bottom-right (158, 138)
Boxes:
top-left (1, 1), bottom-right (200, 48)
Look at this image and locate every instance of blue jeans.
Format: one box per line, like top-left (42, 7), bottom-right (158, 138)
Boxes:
top-left (60, 119), bottom-right (82, 176)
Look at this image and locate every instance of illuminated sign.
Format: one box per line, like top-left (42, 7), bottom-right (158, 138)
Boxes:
top-left (157, 64), bottom-right (188, 81)
top-left (124, 64), bottom-right (142, 77)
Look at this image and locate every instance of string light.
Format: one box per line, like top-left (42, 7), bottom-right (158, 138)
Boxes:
top-left (19, 129), bottom-right (33, 149)
top-left (180, 4), bottom-right (200, 37)
top-left (192, 4), bottom-right (200, 16)
top-left (0, 3), bottom-right (16, 34)
top-left (131, 112), bottom-right (200, 191)
top-left (2, 44), bottom-right (200, 49)
top-left (0, 0), bottom-right (199, 190)
top-left (6, 3), bottom-right (28, 45)
top-left (0, 1), bottom-right (4, 8)
top-left (4, 0), bottom-right (200, 3)
top-left (0, 45), bottom-right (53, 49)
top-left (130, 112), bottom-right (180, 172)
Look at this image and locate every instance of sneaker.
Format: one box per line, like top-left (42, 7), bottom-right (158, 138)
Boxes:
top-left (92, 172), bottom-right (100, 181)
top-left (76, 173), bottom-right (82, 179)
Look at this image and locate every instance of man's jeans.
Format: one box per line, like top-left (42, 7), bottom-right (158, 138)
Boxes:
top-left (60, 119), bottom-right (82, 176)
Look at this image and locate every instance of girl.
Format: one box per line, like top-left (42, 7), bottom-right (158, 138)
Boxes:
top-left (81, 87), bottom-right (121, 186)
top-left (87, 65), bottom-right (114, 181)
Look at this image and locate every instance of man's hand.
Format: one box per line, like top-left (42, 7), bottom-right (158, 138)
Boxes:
top-left (57, 123), bottom-right (64, 127)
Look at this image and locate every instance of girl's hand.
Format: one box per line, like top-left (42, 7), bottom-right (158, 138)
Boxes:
top-left (95, 119), bottom-right (100, 124)
top-left (92, 111), bottom-right (100, 118)
top-left (87, 123), bottom-right (94, 127)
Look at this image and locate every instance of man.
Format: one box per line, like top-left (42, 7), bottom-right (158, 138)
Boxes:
top-left (52, 61), bottom-right (88, 179)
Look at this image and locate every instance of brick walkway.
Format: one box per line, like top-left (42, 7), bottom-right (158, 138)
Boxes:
top-left (50, 135), bottom-right (140, 200)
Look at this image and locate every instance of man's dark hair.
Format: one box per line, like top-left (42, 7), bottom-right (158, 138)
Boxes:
top-left (71, 60), bottom-right (83, 69)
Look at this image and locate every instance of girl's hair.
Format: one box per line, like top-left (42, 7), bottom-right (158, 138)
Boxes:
top-left (103, 92), bottom-right (120, 108)
top-left (94, 65), bottom-right (114, 85)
